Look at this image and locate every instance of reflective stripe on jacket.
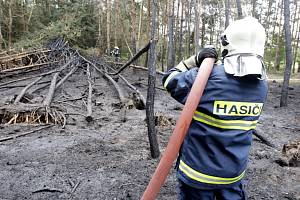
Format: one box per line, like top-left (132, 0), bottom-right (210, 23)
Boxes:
top-left (162, 64), bottom-right (268, 189)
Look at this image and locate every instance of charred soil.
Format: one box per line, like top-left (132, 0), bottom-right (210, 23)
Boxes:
top-left (0, 55), bottom-right (299, 199)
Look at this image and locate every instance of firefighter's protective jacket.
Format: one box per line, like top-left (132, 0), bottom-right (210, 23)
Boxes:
top-left (162, 63), bottom-right (268, 189)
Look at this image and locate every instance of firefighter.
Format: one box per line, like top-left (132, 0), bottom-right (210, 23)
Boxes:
top-left (110, 46), bottom-right (120, 61)
top-left (162, 17), bottom-right (268, 200)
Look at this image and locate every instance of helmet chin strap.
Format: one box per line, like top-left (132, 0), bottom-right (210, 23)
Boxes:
top-left (220, 34), bottom-right (229, 57)
top-left (222, 49), bottom-right (229, 57)
top-left (220, 35), bottom-right (229, 46)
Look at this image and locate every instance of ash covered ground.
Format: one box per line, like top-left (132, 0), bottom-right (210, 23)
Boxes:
top-left (0, 65), bottom-right (299, 200)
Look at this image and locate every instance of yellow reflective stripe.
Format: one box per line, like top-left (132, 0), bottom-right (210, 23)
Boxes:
top-left (163, 71), bottom-right (180, 89)
top-left (179, 160), bottom-right (245, 185)
top-left (195, 111), bottom-right (257, 124)
top-left (193, 111), bottom-right (257, 130)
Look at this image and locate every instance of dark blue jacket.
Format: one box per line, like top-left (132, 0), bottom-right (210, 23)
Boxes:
top-left (162, 64), bottom-right (268, 189)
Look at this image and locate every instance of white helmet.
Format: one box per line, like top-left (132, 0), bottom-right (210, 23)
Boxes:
top-left (114, 46), bottom-right (119, 49)
top-left (221, 17), bottom-right (266, 78)
top-left (221, 17), bottom-right (266, 57)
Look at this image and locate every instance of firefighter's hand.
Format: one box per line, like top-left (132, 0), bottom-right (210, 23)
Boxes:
top-left (195, 47), bottom-right (218, 67)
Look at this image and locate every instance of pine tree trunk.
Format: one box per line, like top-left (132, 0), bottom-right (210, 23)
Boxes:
top-left (267, 0), bottom-right (281, 68)
top-left (130, 0), bottom-right (137, 55)
top-left (225, 0), bottom-right (230, 28)
top-left (114, 0), bottom-right (120, 47)
top-left (263, 0), bottom-right (274, 61)
top-left (210, 19), bottom-right (215, 45)
top-left (21, 1), bottom-right (26, 33)
top-left (97, 4), bottom-right (102, 49)
top-left (194, 0), bottom-right (201, 53)
top-left (146, 0), bottom-right (160, 159)
top-left (0, 2), bottom-right (3, 50)
top-left (161, 2), bottom-right (168, 71)
top-left (146, 0), bottom-right (151, 39)
top-left (291, 0), bottom-right (298, 39)
top-left (252, 0), bottom-right (258, 19)
top-left (186, 0), bottom-right (192, 56)
top-left (156, 1), bottom-right (163, 71)
top-left (280, 0), bottom-right (293, 107)
top-left (275, 1), bottom-right (284, 71)
top-left (291, 1), bottom-right (300, 73)
top-left (263, 0), bottom-right (273, 28)
top-left (106, 0), bottom-right (111, 54)
top-left (216, 1), bottom-right (223, 50)
top-left (8, 0), bottom-right (13, 51)
top-left (236, 0), bottom-right (243, 19)
top-left (167, 0), bottom-right (175, 70)
top-left (293, 29), bottom-right (299, 73)
top-left (174, 0), bottom-right (180, 61)
top-left (201, 16), bottom-right (206, 48)
top-left (26, 0), bottom-right (34, 32)
top-left (137, 0), bottom-right (144, 49)
top-left (178, 0), bottom-right (184, 61)
top-left (45, 0), bottom-right (51, 18)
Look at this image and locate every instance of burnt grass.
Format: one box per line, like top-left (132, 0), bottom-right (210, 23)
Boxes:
top-left (0, 68), bottom-right (299, 200)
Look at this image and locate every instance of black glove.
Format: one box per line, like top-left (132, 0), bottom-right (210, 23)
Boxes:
top-left (195, 47), bottom-right (218, 67)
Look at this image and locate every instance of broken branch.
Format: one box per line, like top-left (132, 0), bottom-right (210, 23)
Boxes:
top-left (85, 64), bottom-right (93, 122)
top-left (253, 130), bottom-right (275, 148)
top-left (71, 180), bottom-right (81, 193)
top-left (32, 187), bottom-right (63, 194)
top-left (0, 124), bottom-right (53, 142)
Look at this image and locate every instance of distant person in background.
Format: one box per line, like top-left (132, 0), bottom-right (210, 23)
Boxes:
top-left (162, 17), bottom-right (268, 200)
top-left (110, 46), bottom-right (120, 62)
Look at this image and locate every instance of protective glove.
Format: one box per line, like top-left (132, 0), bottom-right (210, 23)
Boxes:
top-left (195, 46), bottom-right (218, 67)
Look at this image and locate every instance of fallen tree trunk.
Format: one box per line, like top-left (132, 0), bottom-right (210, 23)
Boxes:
top-left (0, 48), bottom-right (50, 61)
top-left (132, 81), bottom-right (165, 91)
top-left (131, 65), bottom-right (164, 75)
top-left (78, 53), bottom-right (127, 104)
top-left (0, 67), bottom-right (61, 88)
top-left (105, 62), bottom-right (164, 75)
top-left (43, 72), bottom-right (60, 106)
top-left (118, 74), bottom-right (145, 110)
top-left (43, 59), bottom-right (74, 106)
top-left (14, 76), bottom-right (43, 104)
top-left (1, 61), bottom-right (59, 73)
top-left (96, 67), bottom-right (126, 103)
top-left (0, 80), bottom-right (51, 90)
top-left (55, 65), bottom-right (78, 89)
top-left (29, 82), bottom-right (51, 95)
top-left (106, 65), bottom-right (146, 110)
top-left (0, 103), bottom-right (42, 114)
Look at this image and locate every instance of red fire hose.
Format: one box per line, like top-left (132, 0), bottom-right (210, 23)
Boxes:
top-left (141, 58), bottom-right (215, 200)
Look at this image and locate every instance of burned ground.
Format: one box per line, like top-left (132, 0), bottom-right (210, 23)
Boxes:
top-left (0, 46), bottom-right (299, 200)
